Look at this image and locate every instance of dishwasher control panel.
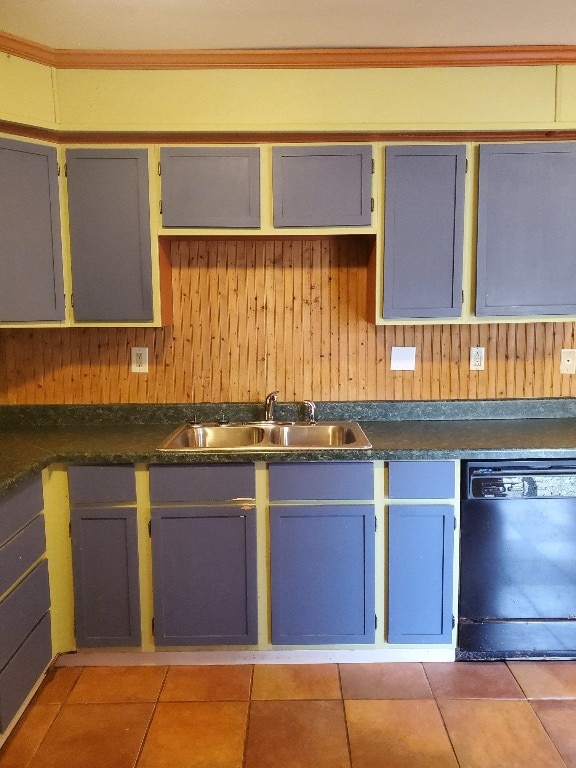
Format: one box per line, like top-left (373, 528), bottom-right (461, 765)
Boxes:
top-left (464, 460), bottom-right (576, 499)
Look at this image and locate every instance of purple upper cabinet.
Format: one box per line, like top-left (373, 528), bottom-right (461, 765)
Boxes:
top-left (272, 145), bottom-right (372, 227)
top-left (383, 145), bottom-right (466, 319)
top-left (66, 148), bottom-right (153, 322)
top-left (476, 142), bottom-right (576, 316)
top-left (0, 137), bottom-right (65, 322)
top-left (160, 147), bottom-right (260, 228)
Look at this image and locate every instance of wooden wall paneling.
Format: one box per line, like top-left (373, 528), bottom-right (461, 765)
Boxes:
top-left (551, 323), bottom-right (561, 398)
top-left (560, 322), bottom-right (574, 397)
top-left (318, 239), bottom-right (331, 400)
top-left (300, 240), bottom-right (313, 403)
top-left (3, 236), bottom-right (576, 405)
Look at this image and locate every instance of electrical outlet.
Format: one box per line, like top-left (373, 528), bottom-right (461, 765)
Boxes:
top-left (131, 347), bottom-right (148, 373)
top-left (470, 346), bottom-right (485, 371)
top-left (560, 349), bottom-right (576, 375)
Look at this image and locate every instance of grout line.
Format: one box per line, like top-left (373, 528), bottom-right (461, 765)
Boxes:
top-left (420, 662), bottom-right (463, 768)
top-left (133, 665), bottom-right (169, 767)
top-left (338, 663), bottom-right (354, 768)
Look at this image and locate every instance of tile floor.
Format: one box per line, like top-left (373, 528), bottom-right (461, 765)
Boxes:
top-left (2, 661), bottom-right (576, 767)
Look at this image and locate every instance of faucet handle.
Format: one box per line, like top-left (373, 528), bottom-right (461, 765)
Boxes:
top-left (303, 400), bottom-right (316, 424)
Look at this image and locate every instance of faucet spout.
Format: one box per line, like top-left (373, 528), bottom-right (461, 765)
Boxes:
top-left (264, 390), bottom-right (279, 421)
top-left (303, 400), bottom-right (316, 424)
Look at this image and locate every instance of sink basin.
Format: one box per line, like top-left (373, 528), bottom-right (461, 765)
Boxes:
top-left (157, 424), bottom-right (266, 450)
top-left (158, 421), bottom-right (371, 451)
top-left (269, 423), bottom-right (362, 447)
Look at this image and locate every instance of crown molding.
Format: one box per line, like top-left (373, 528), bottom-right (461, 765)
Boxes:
top-left (2, 118), bottom-right (576, 145)
top-left (3, 30), bottom-right (576, 70)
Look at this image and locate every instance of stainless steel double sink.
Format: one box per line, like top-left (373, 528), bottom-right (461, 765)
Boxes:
top-left (158, 421), bottom-right (371, 451)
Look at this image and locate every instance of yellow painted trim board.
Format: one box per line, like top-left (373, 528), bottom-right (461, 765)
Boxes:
top-left (42, 465), bottom-right (75, 654)
top-left (135, 464), bottom-right (154, 651)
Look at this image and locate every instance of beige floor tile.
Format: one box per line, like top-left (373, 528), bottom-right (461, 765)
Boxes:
top-left (345, 699), bottom-right (458, 768)
top-left (245, 700), bottom-right (350, 768)
top-left (160, 665), bottom-right (252, 701)
top-left (0, 704), bottom-right (60, 768)
top-left (424, 662), bottom-right (525, 699)
top-left (251, 664), bottom-right (341, 700)
top-left (66, 665), bottom-right (167, 704)
top-left (439, 699), bottom-right (565, 768)
top-left (32, 667), bottom-right (82, 705)
top-left (340, 662), bottom-right (433, 699)
top-left (532, 700), bottom-right (576, 768)
top-left (27, 703), bottom-right (154, 768)
top-left (508, 661), bottom-right (576, 699)
top-left (138, 701), bottom-right (248, 768)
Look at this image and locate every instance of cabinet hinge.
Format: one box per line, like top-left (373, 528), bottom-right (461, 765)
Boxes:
top-left (374, 517), bottom-right (377, 533)
top-left (57, 163), bottom-right (61, 177)
top-left (159, 200), bottom-right (162, 215)
top-left (68, 521), bottom-right (71, 537)
top-left (454, 515), bottom-right (457, 531)
top-left (64, 163), bottom-right (67, 178)
top-left (371, 197), bottom-right (375, 212)
top-left (461, 289), bottom-right (464, 305)
top-left (465, 157), bottom-right (469, 172)
top-left (452, 615), bottom-right (456, 629)
top-left (375, 614), bottom-right (378, 630)
top-left (152, 617), bottom-right (155, 634)
top-left (148, 520), bottom-right (152, 537)
top-left (371, 159), bottom-right (375, 174)
top-left (70, 293), bottom-right (74, 309)
top-left (158, 161), bottom-right (161, 176)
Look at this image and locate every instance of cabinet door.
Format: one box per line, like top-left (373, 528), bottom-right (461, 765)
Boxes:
top-left (151, 507), bottom-right (258, 645)
top-left (383, 145), bottom-right (466, 319)
top-left (160, 147), bottom-right (260, 228)
top-left (68, 465), bottom-right (136, 504)
top-left (269, 462), bottom-right (374, 501)
top-left (388, 505), bottom-right (454, 644)
top-left (0, 613), bottom-right (51, 732)
top-left (0, 515), bottom-right (46, 597)
top-left (149, 464), bottom-right (255, 503)
top-left (476, 142), bottom-right (576, 316)
top-left (71, 507), bottom-right (141, 647)
top-left (272, 145), bottom-right (372, 227)
top-left (66, 148), bottom-right (153, 322)
top-left (388, 461), bottom-right (457, 499)
top-left (270, 505), bottom-right (375, 644)
top-left (0, 137), bottom-right (64, 322)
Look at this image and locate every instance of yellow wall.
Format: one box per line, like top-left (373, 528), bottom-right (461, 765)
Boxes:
top-left (0, 52), bottom-right (57, 128)
top-left (0, 53), bottom-right (568, 132)
top-left (53, 66), bottom-right (557, 131)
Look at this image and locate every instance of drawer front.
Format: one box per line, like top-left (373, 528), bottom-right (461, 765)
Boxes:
top-left (388, 461), bottom-right (456, 499)
top-left (0, 612), bottom-right (52, 732)
top-left (149, 465), bottom-right (255, 503)
top-left (0, 561), bottom-right (50, 670)
top-left (0, 476), bottom-right (43, 548)
top-left (0, 515), bottom-right (46, 597)
top-left (269, 462), bottom-right (374, 501)
top-left (68, 466), bottom-right (136, 504)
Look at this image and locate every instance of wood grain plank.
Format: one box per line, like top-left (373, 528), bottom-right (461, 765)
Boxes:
top-left (2, 236), bottom-right (576, 405)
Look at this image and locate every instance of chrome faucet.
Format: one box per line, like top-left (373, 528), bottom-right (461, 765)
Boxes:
top-left (303, 400), bottom-right (316, 424)
top-left (264, 390), bottom-right (279, 421)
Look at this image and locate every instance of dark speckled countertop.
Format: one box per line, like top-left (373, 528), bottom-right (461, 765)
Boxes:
top-left (2, 399), bottom-right (576, 496)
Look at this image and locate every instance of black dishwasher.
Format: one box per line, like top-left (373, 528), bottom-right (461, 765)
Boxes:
top-left (458, 460), bottom-right (576, 660)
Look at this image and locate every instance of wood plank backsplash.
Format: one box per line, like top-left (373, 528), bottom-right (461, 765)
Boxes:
top-left (1, 237), bottom-right (576, 404)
